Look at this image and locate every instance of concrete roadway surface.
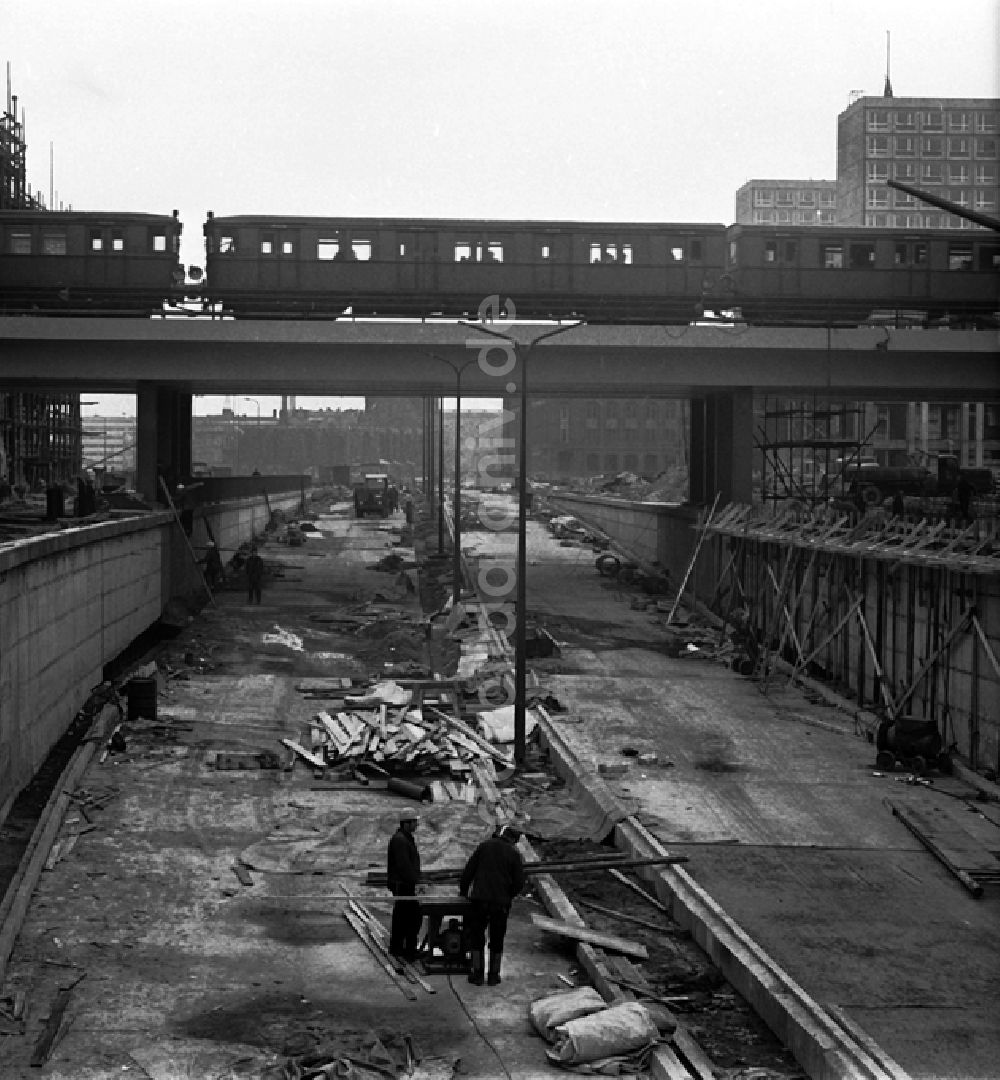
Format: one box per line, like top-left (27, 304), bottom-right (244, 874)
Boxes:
top-left (462, 492), bottom-right (1000, 1080)
top-left (1, 494), bottom-right (997, 1079)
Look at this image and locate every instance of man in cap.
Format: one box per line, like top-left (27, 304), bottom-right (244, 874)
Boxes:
top-left (386, 809), bottom-right (422, 961)
top-left (459, 823), bottom-right (525, 986)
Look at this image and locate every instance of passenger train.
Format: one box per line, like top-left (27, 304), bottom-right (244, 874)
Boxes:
top-left (0, 209), bottom-right (997, 327)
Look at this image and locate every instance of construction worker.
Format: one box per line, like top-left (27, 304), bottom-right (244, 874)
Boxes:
top-left (386, 809), bottom-right (422, 961)
top-left (459, 824), bottom-right (525, 986)
top-left (245, 545), bottom-right (265, 603)
top-left (203, 541), bottom-right (224, 590)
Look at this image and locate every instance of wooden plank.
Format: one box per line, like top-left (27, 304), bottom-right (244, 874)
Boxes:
top-left (607, 867), bottom-right (670, 914)
top-left (279, 738), bottom-right (327, 769)
top-left (342, 909), bottom-right (417, 1000)
top-left (30, 974), bottom-right (85, 1067)
top-left (671, 1027), bottom-right (719, 1080)
top-left (531, 913), bottom-right (649, 959)
top-left (887, 800), bottom-right (983, 897)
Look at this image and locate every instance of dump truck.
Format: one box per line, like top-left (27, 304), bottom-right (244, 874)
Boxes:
top-left (353, 473), bottom-right (390, 518)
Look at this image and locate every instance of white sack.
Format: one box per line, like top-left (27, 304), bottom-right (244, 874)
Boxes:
top-left (477, 704), bottom-right (537, 744)
top-left (546, 1002), bottom-right (660, 1066)
top-left (530, 987), bottom-right (608, 1042)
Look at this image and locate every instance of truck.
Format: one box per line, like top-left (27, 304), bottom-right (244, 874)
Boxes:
top-left (353, 473), bottom-right (391, 518)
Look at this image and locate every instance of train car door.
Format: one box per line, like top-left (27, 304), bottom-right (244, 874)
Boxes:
top-left (395, 229), bottom-right (418, 299)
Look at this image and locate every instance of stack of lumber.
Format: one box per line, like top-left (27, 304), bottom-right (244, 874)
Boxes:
top-left (287, 698), bottom-right (513, 779)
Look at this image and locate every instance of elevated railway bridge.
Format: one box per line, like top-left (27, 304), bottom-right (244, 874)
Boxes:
top-left (1, 316), bottom-right (998, 506)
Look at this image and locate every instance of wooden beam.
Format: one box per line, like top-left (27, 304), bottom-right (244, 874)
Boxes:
top-left (531, 913), bottom-right (649, 959)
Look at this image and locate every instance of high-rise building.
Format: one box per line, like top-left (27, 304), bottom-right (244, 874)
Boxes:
top-left (836, 95), bottom-right (1000, 228)
top-left (734, 179), bottom-right (837, 226)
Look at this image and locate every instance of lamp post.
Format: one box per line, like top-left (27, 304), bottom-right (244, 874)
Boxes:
top-left (460, 321), bottom-right (582, 764)
top-left (244, 397), bottom-right (261, 424)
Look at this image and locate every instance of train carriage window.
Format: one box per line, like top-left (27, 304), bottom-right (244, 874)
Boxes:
top-left (90, 230), bottom-right (104, 253)
top-left (153, 232), bottom-right (167, 252)
top-left (589, 243), bottom-right (601, 263)
top-left (8, 232), bottom-right (31, 254)
top-left (728, 240), bottom-right (738, 265)
top-left (670, 246), bottom-right (684, 262)
top-left (261, 235), bottom-right (275, 255)
top-left (486, 242), bottom-right (503, 263)
top-left (784, 240), bottom-right (797, 262)
top-left (351, 240), bottom-right (372, 261)
top-left (894, 242), bottom-right (908, 265)
top-left (454, 242), bottom-right (472, 262)
top-left (218, 235), bottom-right (236, 254)
top-left (621, 244), bottom-right (632, 264)
top-left (42, 232), bottom-right (67, 256)
top-left (948, 244), bottom-right (974, 270)
top-left (849, 243), bottom-right (876, 268)
top-left (112, 231), bottom-right (124, 253)
top-left (317, 239), bottom-right (339, 261)
top-left (541, 244), bottom-right (550, 259)
top-left (764, 241), bottom-right (777, 264)
top-left (282, 239), bottom-right (294, 255)
top-left (821, 243), bottom-right (844, 269)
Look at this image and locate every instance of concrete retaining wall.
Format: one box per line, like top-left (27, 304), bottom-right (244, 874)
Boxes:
top-left (0, 490), bottom-right (305, 820)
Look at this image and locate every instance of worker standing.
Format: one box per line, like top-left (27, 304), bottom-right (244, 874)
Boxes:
top-left (203, 541), bottom-right (224, 590)
top-left (387, 810), bottom-right (423, 961)
top-left (459, 824), bottom-right (525, 986)
top-left (245, 545), bottom-right (264, 604)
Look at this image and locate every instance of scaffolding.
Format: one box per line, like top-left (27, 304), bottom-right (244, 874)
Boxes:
top-left (756, 396), bottom-right (870, 506)
top-left (705, 501), bottom-right (1000, 775)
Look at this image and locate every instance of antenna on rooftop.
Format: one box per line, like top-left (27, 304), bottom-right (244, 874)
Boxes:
top-left (883, 31), bottom-right (893, 97)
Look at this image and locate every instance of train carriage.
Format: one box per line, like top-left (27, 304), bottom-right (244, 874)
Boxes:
top-left (721, 223), bottom-right (1000, 327)
top-left (202, 214), bottom-right (727, 322)
top-left (0, 210), bottom-right (184, 315)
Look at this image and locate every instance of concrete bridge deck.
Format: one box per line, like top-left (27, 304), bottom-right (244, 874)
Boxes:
top-left (1, 318), bottom-right (997, 398)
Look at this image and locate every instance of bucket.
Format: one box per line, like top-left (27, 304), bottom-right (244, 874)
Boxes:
top-left (126, 676), bottom-right (158, 722)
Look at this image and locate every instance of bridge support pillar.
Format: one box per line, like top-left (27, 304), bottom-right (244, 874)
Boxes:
top-left (689, 389), bottom-right (754, 506)
top-left (136, 384), bottom-right (193, 505)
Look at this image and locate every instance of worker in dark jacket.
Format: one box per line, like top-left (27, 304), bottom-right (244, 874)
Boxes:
top-left (386, 810), bottom-right (422, 960)
top-left (459, 824), bottom-right (525, 986)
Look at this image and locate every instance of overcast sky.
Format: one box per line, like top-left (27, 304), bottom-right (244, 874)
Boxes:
top-left (4, 0), bottom-right (997, 416)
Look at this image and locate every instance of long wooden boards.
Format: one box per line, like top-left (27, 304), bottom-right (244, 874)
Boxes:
top-left (530, 913), bottom-right (649, 959)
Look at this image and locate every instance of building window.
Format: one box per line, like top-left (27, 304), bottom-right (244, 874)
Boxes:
top-left (975, 137), bottom-right (998, 158)
top-left (867, 109), bottom-right (890, 131)
top-left (624, 403), bottom-right (638, 430)
top-left (775, 190), bottom-right (794, 206)
top-left (975, 191), bottom-right (998, 212)
top-left (922, 111), bottom-right (943, 131)
top-left (921, 163), bottom-right (943, 184)
top-left (867, 162), bottom-right (889, 182)
top-left (776, 210), bottom-right (791, 223)
top-left (922, 136), bottom-right (944, 156)
top-left (42, 233), bottom-right (67, 255)
top-left (975, 113), bottom-right (997, 133)
top-left (217, 235), bottom-right (236, 254)
top-left (867, 135), bottom-right (890, 156)
top-left (949, 112), bottom-right (971, 132)
top-left (819, 191), bottom-right (835, 208)
top-left (895, 161), bottom-right (918, 182)
top-left (895, 111), bottom-right (916, 130)
top-left (895, 136), bottom-right (917, 156)
top-left (753, 189), bottom-right (774, 206)
top-left (605, 402), bottom-right (618, 430)
top-left (798, 191), bottom-right (815, 206)
top-left (866, 187), bottom-right (889, 209)
top-left (821, 243), bottom-right (844, 269)
top-left (819, 210), bottom-right (836, 224)
top-left (893, 189), bottom-right (915, 208)
top-left (949, 165), bottom-right (970, 185)
top-left (975, 164), bottom-right (998, 185)
top-left (949, 137), bottom-right (971, 157)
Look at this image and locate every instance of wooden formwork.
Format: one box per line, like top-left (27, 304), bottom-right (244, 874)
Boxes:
top-left (704, 504), bottom-right (1000, 774)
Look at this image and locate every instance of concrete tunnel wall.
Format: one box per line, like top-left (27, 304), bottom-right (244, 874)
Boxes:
top-left (0, 491), bottom-right (304, 822)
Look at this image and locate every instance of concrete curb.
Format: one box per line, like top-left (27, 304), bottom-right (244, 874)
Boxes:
top-left (537, 712), bottom-right (913, 1080)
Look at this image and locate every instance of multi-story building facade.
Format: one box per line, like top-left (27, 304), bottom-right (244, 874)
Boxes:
top-left (836, 95), bottom-right (1000, 228)
top-left (734, 179), bottom-right (838, 225)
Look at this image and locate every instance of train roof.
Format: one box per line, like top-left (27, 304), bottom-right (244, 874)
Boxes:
top-left (0, 210), bottom-right (179, 223)
top-left (204, 213), bottom-right (728, 233)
